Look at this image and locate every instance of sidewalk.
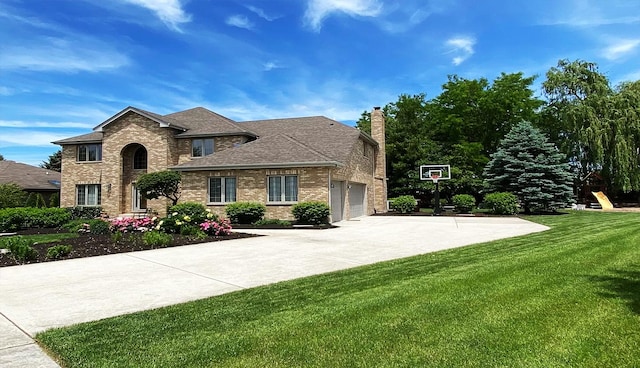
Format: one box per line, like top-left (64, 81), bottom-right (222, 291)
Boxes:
top-left (0, 216), bottom-right (548, 367)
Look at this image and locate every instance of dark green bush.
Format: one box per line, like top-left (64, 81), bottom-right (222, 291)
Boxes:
top-left (0, 183), bottom-right (27, 209)
top-left (291, 201), bottom-right (330, 225)
top-left (1, 236), bottom-right (38, 263)
top-left (225, 202), bottom-right (266, 224)
top-left (392, 196), bottom-right (417, 214)
top-left (254, 218), bottom-right (292, 227)
top-left (67, 206), bottom-right (102, 220)
top-left (0, 207), bottom-right (71, 232)
top-left (168, 202), bottom-right (211, 223)
top-left (35, 193), bottom-right (47, 208)
top-left (49, 193), bottom-right (60, 208)
top-left (453, 194), bottom-right (476, 213)
top-left (24, 193), bottom-right (37, 207)
top-left (46, 245), bottom-right (72, 259)
top-left (179, 224), bottom-right (202, 236)
top-left (483, 192), bottom-right (519, 215)
top-left (142, 231), bottom-right (172, 248)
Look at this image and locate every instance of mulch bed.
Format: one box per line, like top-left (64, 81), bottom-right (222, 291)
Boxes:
top-left (0, 228), bottom-right (259, 268)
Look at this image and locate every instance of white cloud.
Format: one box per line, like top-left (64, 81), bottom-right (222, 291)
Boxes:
top-left (603, 39), bottom-right (640, 60)
top-left (0, 37), bottom-right (129, 72)
top-left (263, 61), bottom-right (282, 71)
top-left (0, 86), bottom-right (12, 96)
top-left (540, 0), bottom-right (640, 27)
top-left (0, 129), bottom-right (71, 147)
top-left (445, 36), bottom-right (476, 65)
top-left (119, 0), bottom-right (191, 31)
top-left (304, 0), bottom-right (382, 32)
top-left (226, 15), bottom-right (255, 30)
top-left (246, 5), bottom-right (279, 21)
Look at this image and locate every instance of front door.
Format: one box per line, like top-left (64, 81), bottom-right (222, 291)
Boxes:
top-left (132, 182), bottom-right (147, 212)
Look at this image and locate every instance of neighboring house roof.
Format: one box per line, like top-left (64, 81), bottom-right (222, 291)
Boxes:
top-left (174, 133), bottom-right (341, 171)
top-left (0, 160), bottom-right (61, 191)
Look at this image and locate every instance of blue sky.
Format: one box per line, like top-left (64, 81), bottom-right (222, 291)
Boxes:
top-left (1, 0), bottom-right (639, 166)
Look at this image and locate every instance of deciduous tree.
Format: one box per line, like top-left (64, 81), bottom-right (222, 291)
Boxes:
top-left (135, 171), bottom-right (181, 206)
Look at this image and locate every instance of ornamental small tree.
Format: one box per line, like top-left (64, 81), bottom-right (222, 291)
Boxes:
top-left (483, 121), bottom-right (574, 213)
top-left (136, 171), bottom-right (181, 206)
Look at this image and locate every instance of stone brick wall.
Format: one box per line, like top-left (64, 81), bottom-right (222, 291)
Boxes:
top-left (59, 145), bottom-right (104, 208)
top-left (180, 167), bottom-right (330, 220)
top-left (332, 136), bottom-right (376, 218)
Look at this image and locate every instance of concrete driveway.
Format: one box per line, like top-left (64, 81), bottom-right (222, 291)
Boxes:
top-left (0, 216), bottom-right (548, 367)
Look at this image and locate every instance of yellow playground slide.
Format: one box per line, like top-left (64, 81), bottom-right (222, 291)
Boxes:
top-left (592, 191), bottom-right (614, 210)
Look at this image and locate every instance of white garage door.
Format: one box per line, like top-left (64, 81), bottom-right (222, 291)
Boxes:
top-left (330, 181), bottom-right (344, 222)
top-left (348, 183), bottom-right (366, 219)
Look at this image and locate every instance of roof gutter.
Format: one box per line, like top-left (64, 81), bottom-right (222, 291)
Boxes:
top-left (170, 161), bottom-right (343, 171)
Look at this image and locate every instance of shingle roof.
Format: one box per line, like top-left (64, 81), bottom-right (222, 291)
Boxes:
top-left (0, 160), bottom-right (61, 191)
top-left (52, 132), bottom-right (103, 145)
top-left (173, 133), bottom-right (341, 170)
top-left (167, 107), bottom-right (256, 138)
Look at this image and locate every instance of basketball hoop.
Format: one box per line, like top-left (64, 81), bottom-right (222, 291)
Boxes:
top-left (431, 174), bottom-right (440, 184)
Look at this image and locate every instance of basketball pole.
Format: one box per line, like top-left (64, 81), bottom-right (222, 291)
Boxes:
top-left (434, 179), bottom-right (441, 216)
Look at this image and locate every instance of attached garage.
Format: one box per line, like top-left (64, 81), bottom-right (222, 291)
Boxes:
top-left (348, 183), bottom-right (366, 219)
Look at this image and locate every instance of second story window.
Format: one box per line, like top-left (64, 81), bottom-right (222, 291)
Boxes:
top-left (77, 144), bottom-right (102, 162)
top-left (133, 147), bottom-right (147, 169)
top-left (192, 138), bottom-right (214, 157)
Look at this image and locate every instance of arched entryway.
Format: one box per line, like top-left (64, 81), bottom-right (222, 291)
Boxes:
top-left (121, 143), bottom-right (148, 213)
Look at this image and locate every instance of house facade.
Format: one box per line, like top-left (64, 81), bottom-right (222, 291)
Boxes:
top-left (53, 106), bottom-right (387, 222)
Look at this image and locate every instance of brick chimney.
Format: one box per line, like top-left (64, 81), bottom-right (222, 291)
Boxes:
top-left (371, 107), bottom-right (387, 213)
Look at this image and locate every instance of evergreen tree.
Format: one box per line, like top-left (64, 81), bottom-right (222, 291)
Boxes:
top-left (483, 122), bottom-right (574, 213)
top-left (40, 150), bottom-right (62, 172)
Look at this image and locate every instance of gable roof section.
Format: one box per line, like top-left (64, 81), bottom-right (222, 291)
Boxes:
top-left (173, 133), bottom-right (341, 170)
top-left (167, 107), bottom-right (257, 138)
top-left (240, 116), bottom-right (376, 164)
top-left (94, 106), bottom-right (188, 132)
top-left (0, 160), bottom-right (61, 191)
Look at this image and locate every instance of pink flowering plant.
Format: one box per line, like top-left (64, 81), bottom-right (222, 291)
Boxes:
top-left (110, 217), bottom-right (157, 233)
top-left (199, 218), bottom-right (232, 236)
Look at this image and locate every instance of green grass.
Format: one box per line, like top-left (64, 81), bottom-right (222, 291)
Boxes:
top-left (37, 211), bottom-right (640, 367)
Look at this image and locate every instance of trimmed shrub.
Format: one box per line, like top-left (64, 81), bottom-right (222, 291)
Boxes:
top-left (35, 193), bottom-right (47, 208)
top-left (453, 194), bottom-right (476, 214)
top-left (225, 202), bottom-right (266, 224)
top-left (483, 192), bottom-right (519, 215)
top-left (24, 193), bottom-right (37, 207)
top-left (392, 196), bottom-right (417, 214)
top-left (67, 206), bottom-right (102, 220)
top-left (0, 207), bottom-right (71, 232)
top-left (46, 245), bottom-right (72, 259)
top-left (1, 236), bottom-right (38, 263)
top-left (179, 224), bottom-right (202, 236)
top-left (291, 201), bottom-right (330, 225)
top-left (142, 231), bottom-right (172, 248)
top-left (254, 218), bottom-right (292, 227)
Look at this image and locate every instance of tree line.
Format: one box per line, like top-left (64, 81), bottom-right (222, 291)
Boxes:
top-left (357, 59), bottom-right (640, 203)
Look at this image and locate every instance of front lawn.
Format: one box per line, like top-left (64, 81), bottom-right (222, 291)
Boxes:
top-left (37, 211), bottom-right (640, 367)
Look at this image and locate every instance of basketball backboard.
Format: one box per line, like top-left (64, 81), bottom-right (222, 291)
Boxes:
top-left (420, 165), bottom-right (451, 181)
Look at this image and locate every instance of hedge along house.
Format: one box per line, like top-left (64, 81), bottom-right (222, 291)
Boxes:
top-left (53, 106), bottom-right (387, 222)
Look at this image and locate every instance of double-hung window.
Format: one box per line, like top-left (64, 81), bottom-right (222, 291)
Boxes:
top-left (77, 144), bottom-right (102, 162)
top-left (208, 177), bottom-right (236, 203)
top-left (267, 175), bottom-right (298, 202)
top-left (76, 184), bottom-right (101, 206)
top-left (192, 138), bottom-right (214, 157)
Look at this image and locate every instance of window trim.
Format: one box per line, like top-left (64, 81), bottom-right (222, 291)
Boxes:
top-left (192, 138), bottom-right (214, 157)
top-left (77, 144), bottom-right (102, 162)
top-left (267, 175), bottom-right (298, 203)
top-left (76, 184), bottom-right (101, 206)
top-left (207, 176), bottom-right (237, 204)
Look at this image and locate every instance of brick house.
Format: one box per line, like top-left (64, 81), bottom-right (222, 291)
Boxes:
top-left (53, 106), bottom-right (387, 222)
